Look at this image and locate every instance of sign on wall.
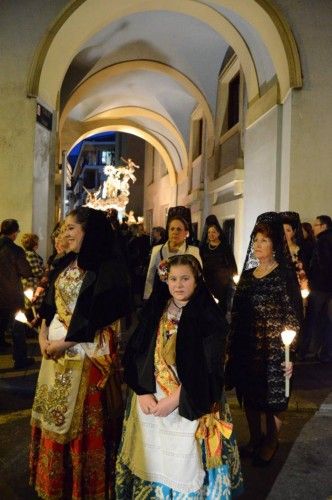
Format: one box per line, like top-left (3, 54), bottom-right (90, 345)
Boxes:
top-left (36, 103), bottom-right (53, 131)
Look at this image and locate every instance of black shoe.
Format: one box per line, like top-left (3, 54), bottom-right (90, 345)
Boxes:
top-left (252, 441), bottom-right (279, 467)
top-left (239, 435), bottom-right (265, 458)
top-left (0, 340), bottom-right (11, 352)
top-left (14, 357), bottom-right (35, 370)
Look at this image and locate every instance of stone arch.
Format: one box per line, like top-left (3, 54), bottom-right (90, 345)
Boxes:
top-left (28, 0), bottom-right (259, 107)
top-left (60, 60), bottom-right (212, 159)
top-left (83, 106), bottom-right (188, 172)
top-left (27, 0), bottom-right (301, 109)
top-left (66, 121), bottom-right (178, 186)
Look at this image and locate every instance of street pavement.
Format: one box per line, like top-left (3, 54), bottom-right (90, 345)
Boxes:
top-left (0, 334), bottom-right (332, 499)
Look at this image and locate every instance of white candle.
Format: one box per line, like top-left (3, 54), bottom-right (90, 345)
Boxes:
top-left (281, 329), bottom-right (296, 397)
top-left (15, 310), bottom-right (28, 323)
top-left (24, 288), bottom-right (34, 301)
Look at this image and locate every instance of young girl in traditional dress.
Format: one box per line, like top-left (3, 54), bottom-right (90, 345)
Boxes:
top-left (116, 254), bottom-right (243, 499)
top-left (29, 207), bottom-right (130, 499)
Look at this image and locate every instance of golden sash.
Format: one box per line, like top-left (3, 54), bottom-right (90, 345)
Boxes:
top-left (155, 311), bottom-right (233, 468)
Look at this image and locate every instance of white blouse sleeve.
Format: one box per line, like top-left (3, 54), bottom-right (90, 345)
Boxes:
top-left (188, 245), bottom-right (203, 267)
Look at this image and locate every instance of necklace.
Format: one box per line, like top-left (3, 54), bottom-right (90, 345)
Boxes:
top-left (254, 261), bottom-right (278, 278)
top-left (171, 298), bottom-right (187, 309)
top-left (208, 242), bottom-right (220, 250)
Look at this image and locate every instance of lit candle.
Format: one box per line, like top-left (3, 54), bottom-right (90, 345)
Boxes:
top-left (301, 288), bottom-right (310, 299)
top-left (15, 310), bottom-right (28, 323)
top-left (233, 274), bottom-right (240, 285)
top-left (24, 288), bottom-right (37, 318)
top-left (281, 329), bottom-right (296, 397)
top-left (24, 288), bottom-right (34, 301)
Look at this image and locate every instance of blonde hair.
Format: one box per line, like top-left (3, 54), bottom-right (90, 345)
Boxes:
top-left (21, 233), bottom-right (39, 251)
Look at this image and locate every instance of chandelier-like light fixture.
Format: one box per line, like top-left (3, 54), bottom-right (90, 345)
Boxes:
top-left (84, 158), bottom-right (140, 220)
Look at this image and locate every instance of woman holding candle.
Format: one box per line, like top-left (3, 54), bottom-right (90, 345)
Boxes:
top-left (281, 211), bottom-right (309, 301)
top-left (226, 212), bottom-right (301, 466)
top-left (29, 207), bottom-right (130, 499)
top-left (200, 215), bottom-right (238, 316)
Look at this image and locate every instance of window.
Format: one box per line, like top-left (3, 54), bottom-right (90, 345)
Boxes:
top-left (83, 168), bottom-right (98, 189)
top-left (192, 118), bottom-right (203, 160)
top-left (223, 219), bottom-right (235, 249)
top-left (227, 74), bottom-right (240, 130)
top-left (101, 151), bottom-right (113, 165)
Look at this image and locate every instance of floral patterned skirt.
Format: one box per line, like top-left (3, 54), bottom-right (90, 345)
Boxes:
top-left (29, 360), bottom-right (117, 500)
top-left (115, 392), bottom-right (243, 499)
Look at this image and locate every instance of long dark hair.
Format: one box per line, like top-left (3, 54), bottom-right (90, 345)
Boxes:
top-left (68, 207), bottom-right (114, 271)
top-left (301, 222), bottom-right (315, 242)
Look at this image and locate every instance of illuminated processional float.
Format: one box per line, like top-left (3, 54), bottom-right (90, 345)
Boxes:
top-left (84, 158), bottom-right (143, 223)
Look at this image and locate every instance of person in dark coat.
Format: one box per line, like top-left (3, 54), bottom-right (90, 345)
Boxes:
top-left (0, 218), bottom-right (34, 368)
top-left (301, 222), bottom-right (315, 272)
top-left (300, 215), bottom-right (332, 362)
top-left (127, 223), bottom-right (151, 304)
top-left (200, 215), bottom-right (238, 316)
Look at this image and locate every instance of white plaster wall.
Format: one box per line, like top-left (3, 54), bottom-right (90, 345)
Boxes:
top-left (243, 106), bottom-right (279, 254)
top-left (143, 145), bottom-right (177, 227)
top-left (274, 0), bottom-right (332, 222)
top-left (279, 91), bottom-right (292, 210)
top-left (0, 0), bottom-right (67, 235)
top-left (33, 123), bottom-right (55, 259)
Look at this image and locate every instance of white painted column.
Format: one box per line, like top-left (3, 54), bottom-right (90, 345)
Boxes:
top-left (243, 105), bottom-right (281, 255)
top-left (32, 111), bottom-right (56, 259)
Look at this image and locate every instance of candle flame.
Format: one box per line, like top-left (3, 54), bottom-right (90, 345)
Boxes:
top-left (281, 329), bottom-right (296, 346)
top-left (233, 274), bottom-right (240, 285)
top-left (24, 288), bottom-right (34, 301)
top-left (301, 288), bottom-right (310, 299)
top-left (15, 310), bottom-right (28, 323)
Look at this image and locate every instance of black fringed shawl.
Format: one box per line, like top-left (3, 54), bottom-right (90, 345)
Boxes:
top-left (123, 282), bottom-right (229, 420)
top-left (40, 209), bottom-right (131, 343)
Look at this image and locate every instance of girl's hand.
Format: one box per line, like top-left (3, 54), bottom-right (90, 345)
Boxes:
top-left (39, 320), bottom-right (50, 358)
top-left (151, 386), bottom-right (181, 417)
top-left (138, 394), bottom-right (158, 414)
top-left (39, 336), bottom-right (50, 358)
top-left (151, 396), bottom-right (178, 417)
top-left (282, 361), bottom-right (293, 379)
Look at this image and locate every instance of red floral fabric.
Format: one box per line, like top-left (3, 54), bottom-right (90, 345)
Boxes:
top-left (30, 359), bottom-right (116, 499)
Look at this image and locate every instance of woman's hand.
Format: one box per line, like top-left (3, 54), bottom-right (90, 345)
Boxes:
top-left (46, 339), bottom-right (69, 361)
top-left (151, 386), bottom-right (181, 417)
top-left (282, 361), bottom-right (293, 379)
top-left (137, 394), bottom-right (158, 414)
top-left (39, 336), bottom-right (50, 358)
top-left (39, 320), bottom-right (50, 358)
top-left (32, 286), bottom-right (44, 303)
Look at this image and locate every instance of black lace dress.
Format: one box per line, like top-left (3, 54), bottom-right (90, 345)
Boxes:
top-left (227, 266), bottom-right (300, 412)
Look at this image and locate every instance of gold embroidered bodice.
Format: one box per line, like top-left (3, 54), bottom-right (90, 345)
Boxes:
top-left (55, 260), bottom-right (85, 327)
